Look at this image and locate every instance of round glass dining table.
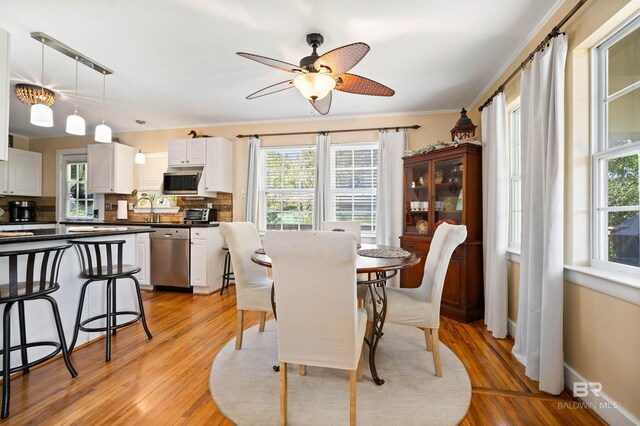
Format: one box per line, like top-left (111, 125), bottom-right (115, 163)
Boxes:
top-left (251, 243), bottom-right (420, 385)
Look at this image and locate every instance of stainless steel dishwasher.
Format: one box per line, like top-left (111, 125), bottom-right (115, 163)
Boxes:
top-left (150, 228), bottom-right (190, 288)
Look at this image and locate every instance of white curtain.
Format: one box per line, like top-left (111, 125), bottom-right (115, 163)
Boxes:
top-left (243, 136), bottom-right (260, 223)
top-left (313, 133), bottom-right (331, 230)
top-left (481, 92), bottom-right (509, 339)
top-left (376, 130), bottom-right (407, 253)
top-left (513, 34), bottom-right (567, 395)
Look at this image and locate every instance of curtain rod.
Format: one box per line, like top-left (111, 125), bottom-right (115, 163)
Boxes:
top-left (478, 0), bottom-right (587, 112)
top-left (236, 124), bottom-right (420, 139)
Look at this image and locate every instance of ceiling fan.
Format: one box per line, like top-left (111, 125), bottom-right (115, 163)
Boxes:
top-left (236, 33), bottom-right (395, 115)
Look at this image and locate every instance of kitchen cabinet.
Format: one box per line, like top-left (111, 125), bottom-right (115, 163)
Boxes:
top-left (87, 142), bottom-right (134, 194)
top-left (400, 143), bottom-right (483, 323)
top-left (0, 29), bottom-right (9, 162)
top-left (136, 232), bottom-right (152, 290)
top-left (204, 137), bottom-right (232, 193)
top-left (189, 227), bottom-right (225, 294)
top-left (168, 138), bottom-right (206, 167)
top-left (0, 148), bottom-right (42, 196)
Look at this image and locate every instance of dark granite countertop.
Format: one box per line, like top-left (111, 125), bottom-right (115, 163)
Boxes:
top-left (0, 225), bottom-right (153, 245)
top-left (0, 221), bottom-right (58, 226)
top-left (59, 221), bottom-right (220, 228)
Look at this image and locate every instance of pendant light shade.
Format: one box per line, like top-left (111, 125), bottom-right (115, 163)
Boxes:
top-left (66, 57), bottom-right (86, 135)
top-left (31, 37), bottom-right (54, 127)
top-left (135, 149), bottom-right (146, 164)
top-left (294, 73), bottom-right (336, 101)
top-left (30, 103), bottom-right (53, 127)
top-left (95, 71), bottom-right (111, 143)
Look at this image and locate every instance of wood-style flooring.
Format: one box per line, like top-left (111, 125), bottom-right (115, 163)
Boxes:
top-left (2, 288), bottom-right (604, 425)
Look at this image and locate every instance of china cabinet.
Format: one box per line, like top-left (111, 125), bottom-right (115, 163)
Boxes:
top-left (400, 143), bottom-right (483, 322)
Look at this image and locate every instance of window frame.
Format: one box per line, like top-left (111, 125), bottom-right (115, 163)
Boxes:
top-left (508, 106), bottom-right (522, 253)
top-left (590, 15), bottom-right (640, 274)
top-left (258, 145), bottom-right (316, 232)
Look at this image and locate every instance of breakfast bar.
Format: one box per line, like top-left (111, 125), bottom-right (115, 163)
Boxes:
top-left (0, 225), bottom-right (154, 361)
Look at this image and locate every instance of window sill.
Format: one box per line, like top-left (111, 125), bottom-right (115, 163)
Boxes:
top-left (563, 265), bottom-right (640, 306)
top-left (506, 250), bottom-right (521, 263)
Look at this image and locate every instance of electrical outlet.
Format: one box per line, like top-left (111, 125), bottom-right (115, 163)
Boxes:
top-left (206, 203), bottom-right (213, 209)
top-left (105, 203), bottom-right (113, 211)
top-left (241, 190), bottom-right (246, 199)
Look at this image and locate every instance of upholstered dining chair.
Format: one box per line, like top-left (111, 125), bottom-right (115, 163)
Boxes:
top-left (371, 223), bottom-right (467, 377)
top-left (219, 222), bottom-right (272, 350)
top-left (264, 230), bottom-right (366, 426)
top-left (321, 221), bottom-right (362, 246)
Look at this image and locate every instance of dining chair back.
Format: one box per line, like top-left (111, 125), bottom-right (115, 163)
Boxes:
top-left (264, 230), bottom-right (366, 426)
top-left (321, 221), bottom-right (362, 246)
top-left (219, 222), bottom-right (272, 350)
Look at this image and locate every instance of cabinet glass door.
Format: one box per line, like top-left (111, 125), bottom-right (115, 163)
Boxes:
top-left (434, 157), bottom-right (464, 226)
top-left (405, 162), bottom-right (430, 235)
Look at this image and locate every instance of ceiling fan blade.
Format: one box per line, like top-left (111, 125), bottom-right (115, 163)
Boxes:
top-left (335, 73), bottom-right (395, 97)
top-left (309, 91), bottom-right (331, 115)
top-left (237, 52), bottom-right (303, 73)
top-left (246, 80), bottom-right (295, 99)
top-left (313, 42), bottom-right (369, 75)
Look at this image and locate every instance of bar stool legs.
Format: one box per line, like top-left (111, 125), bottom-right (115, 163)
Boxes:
top-left (221, 249), bottom-right (235, 295)
top-left (2, 303), bottom-right (12, 419)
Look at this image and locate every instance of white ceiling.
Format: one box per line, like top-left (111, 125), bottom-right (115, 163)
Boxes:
top-left (1, 0), bottom-right (561, 139)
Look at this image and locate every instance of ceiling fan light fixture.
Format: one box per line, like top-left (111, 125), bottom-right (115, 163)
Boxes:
top-left (294, 73), bottom-right (335, 101)
top-left (30, 103), bottom-right (53, 127)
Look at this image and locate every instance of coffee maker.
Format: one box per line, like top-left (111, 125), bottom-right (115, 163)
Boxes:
top-left (9, 201), bottom-right (36, 222)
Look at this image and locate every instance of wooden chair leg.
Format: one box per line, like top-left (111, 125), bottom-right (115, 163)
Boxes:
top-left (365, 320), bottom-right (373, 343)
top-left (235, 310), bottom-right (244, 350)
top-left (431, 329), bottom-right (442, 377)
top-left (280, 362), bottom-right (287, 426)
top-left (259, 311), bottom-right (266, 332)
top-left (356, 344), bottom-right (364, 382)
top-left (299, 364), bottom-right (306, 376)
top-left (350, 369), bottom-right (357, 426)
top-left (423, 327), bottom-right (433, 352)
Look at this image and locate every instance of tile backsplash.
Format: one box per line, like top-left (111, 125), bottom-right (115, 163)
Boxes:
top-left (103, 193), bottom-right (232, 223)
top-left (0, 196), bottom-right (56, 222)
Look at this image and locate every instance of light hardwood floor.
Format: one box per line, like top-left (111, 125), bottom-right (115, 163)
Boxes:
top-left (2, 289), bottom-right (604, 425)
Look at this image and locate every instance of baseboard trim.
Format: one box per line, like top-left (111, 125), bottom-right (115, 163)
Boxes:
top-left (508, 319), bottom-right (517, 338)
top-left (563, 364), bottom-right (639, 426)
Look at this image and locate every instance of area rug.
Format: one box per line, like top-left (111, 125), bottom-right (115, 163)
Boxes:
top-left (209, 321), bottom-right (471, 425)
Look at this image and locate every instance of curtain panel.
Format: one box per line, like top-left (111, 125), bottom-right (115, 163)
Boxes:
top-left (313, 133), bottom-right (331, 230)
top-left (481, 92), bottom-right (509, 339)
top-left (513, 34), bottom-right (567, 395)
top-left (243, 136), bottom-right (261, 223)
top-left (376, 130), bottom-right (407, 250)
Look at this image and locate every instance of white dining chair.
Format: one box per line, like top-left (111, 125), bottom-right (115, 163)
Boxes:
top-left (370, 223), bottom-right (467, 377)
top-left (322, 221), bottom-right (362, 246)
top-left (219, 222), bottom-right (273, 350)
top-left (264, 230), bottom-right (366, 426)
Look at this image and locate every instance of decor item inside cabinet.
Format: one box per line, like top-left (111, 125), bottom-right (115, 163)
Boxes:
top-left (400, 143), bottom-right (483, 323)
top-left (87, 142), bottom-right (134, 194)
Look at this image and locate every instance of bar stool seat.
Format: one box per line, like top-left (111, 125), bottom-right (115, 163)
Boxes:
top-left (0, 244), bottom-right (78, 419)
top-left (69, 239), bottom-right (152, 362)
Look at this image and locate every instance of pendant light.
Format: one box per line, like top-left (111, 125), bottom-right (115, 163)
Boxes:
top-left (30, 38), bottom-right (53, 127)
top-left (66, 56), bottom-right (86, 135)
top-left (134, 120), bottom-right (146, 164)
top-left (95, 71), bottom-right (111, 143)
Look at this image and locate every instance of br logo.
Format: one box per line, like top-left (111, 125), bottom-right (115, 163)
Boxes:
top-left (573, 382), bottom-right (602, 398)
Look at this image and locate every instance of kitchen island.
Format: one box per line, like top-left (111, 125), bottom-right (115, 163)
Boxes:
top-left (0, 225), bottom-right (154, 363)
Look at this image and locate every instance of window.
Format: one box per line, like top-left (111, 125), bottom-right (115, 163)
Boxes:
top-left (508, 107), bottom-right (522, 251)
top-left (65, 162), bottom-right (94, 219)
top-left (330, 143), bottom-right (378, 235)
top-left (259, 147), bottom-right (315, 231)
top-left (592, 16), bottom-right (640, 272)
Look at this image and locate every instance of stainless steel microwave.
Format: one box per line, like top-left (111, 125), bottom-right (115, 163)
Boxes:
top-left (163, 171), bottom-right (201, 195)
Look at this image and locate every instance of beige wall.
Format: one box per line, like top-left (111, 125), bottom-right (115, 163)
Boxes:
top-left (472, 0), bottom-right (640, 419)
top-left (28, 111), bottom-right (461, 221)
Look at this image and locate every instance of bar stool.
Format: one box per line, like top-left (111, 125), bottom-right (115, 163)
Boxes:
top-left (220, 245), bottom-right (235, 295)
top-left (0, 244), bottom-right (78, 418)
top-left (68, 240), bottom-right (152, 361)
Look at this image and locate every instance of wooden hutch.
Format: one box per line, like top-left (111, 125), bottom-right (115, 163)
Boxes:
top-left (400, 143), bottom-right (483, 323)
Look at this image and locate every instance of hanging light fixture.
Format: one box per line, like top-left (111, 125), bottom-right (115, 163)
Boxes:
top-left (30, 37), bottom-right (53, 127)
top-left (66, 56), bottom-right (86, 135)
top-left (134, 120), bottom-right (146, 164)
top-left (293, 72), bottom-right (335, 101)
top-left (95, 71), bottom-right (111, 143)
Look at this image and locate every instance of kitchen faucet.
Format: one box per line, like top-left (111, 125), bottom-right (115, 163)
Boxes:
top-left (134, 196), bottom-right (157, 223)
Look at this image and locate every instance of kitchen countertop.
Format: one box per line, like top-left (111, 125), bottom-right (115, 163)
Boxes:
top-left (0, 221), bottom-right (58, 225)
top-left (0, 225), bottom-right (153, 245)
top-left (59, 221), bottom-right (220, 228)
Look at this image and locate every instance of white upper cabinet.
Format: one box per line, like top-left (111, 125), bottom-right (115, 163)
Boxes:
top-left (0, 148), bottom-right (42, 197)
top-left (204, 137), bottom-right (232, 193)
top-left (87, 142), bottom-right (134, 194)
top-left (0, 28), bottom-right (9, 162)
top-left (168, 138), bottom-right (206, 167)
